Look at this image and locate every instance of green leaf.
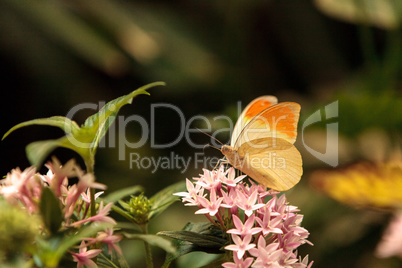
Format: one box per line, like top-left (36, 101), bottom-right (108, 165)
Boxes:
top-left (158, 222), bottom-right (226, 265)
top-left (2, 82), bottom-right (165, 168)
top-left (115, 221), bottom-right (142, 232)
top-left (200, 257), bottom-right (226, 268)
top-left (2, 116), bottom-right (80, 140)
top-left (82, 82), bottom-right (165, 156)
top-left (103, 186), bottom-right (144, 204)
top-left (117, 200), bottom-right (131, 211)
top-left (40, 187), bottom-right (63, 235)
top-left (25, 138), bottom-right (67, 168)
top-left (198, 257), bottom-right (227, 268)
top-left (123, 233), bottom-right (176, 254)
top-left (158, 230), bottom-right (226, 248)
top-left (55, 222), bottom-right (112, 258)
top-left (112, 204), bottom-right (136, 223)
top-left (149, 181), bottom-right (186, 220)
top-left (35, 223), bottom-right (111, 267)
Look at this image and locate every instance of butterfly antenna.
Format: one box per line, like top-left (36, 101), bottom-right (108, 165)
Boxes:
top-left (204, 143), bottom-right (224, 153)
top-left (196, 128), bottom-right (223, 146)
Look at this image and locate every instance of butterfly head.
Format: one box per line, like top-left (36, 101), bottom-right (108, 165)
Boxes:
top-left (221, 145), bottom-right (233, 156)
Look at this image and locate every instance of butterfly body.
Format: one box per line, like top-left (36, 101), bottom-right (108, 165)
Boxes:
top-left (221, 96), bottom-right (302, 191)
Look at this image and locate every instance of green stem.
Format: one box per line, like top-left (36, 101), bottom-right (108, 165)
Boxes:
top-left (85, 158), bottom-right (96, 217)
top-left (99, 253), bottom-right (119, 268)
top-left (140, 223), bottom-right (153, 268)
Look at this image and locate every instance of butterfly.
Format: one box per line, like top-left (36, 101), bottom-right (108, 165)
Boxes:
top-left (221, 96), bottom-right (303, 191)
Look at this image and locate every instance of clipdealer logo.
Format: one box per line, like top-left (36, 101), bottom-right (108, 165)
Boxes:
top-left (65, 100), bottom-right (339, 173)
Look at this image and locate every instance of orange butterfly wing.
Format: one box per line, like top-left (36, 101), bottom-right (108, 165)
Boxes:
top-left (231, 96), bottom-right (278, 146)
top-left (233, 102), bottom-right (301, 149)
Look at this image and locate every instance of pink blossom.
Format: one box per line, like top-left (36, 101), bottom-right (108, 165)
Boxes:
top-left (222, 254), bottom-right (253, 268)
top-left (220, 167), bottom-right (246, 187)
top-left (195, 188), bottom-right (223, 216)
top-left (71, 202), bottom-right (116, 226)
top-left (249, 236), bottom-right (283, 267)
top-left (176, 165), bottom-right (313, 267)
top-left (0, 167), bottom-right (44, 213)
top-left (221, 188), bottom-right (239, 215)
top-left (174, 178), bottom-right (204, 206)
top-left (282, 215), bottom-right (310, 238)
top-left (86, 228), bottom-right (123, 255)
top-left (195, 168), bottom-right (222, 191)
top-left (70, 241), bottom-right (102, 268)
top-left (255, 210), bottom-right (283, 236)
top-left (227, 215), bottom-right (262, 237)
top-left (225, 234), bottom-right (256, 259)
top-left (64, 172), bottom-right (106, 219)
top-left (45, 158), bottom-right (77, 197)
top-left (273, 194), bottom-right (299, 219)
top-left (236, 190), bottom-right (265, 217)
top-left (221, 188), bottom-right (237, 208)
top-left (81, 189), bottom-right (104, 204)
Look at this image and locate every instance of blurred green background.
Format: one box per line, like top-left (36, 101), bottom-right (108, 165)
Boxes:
top-left (0, 0), bottom-right (401, 267)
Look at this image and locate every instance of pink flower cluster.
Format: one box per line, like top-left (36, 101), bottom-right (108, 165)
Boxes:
top-left (176, 166), bottom-right (313, 268)
top-left (0, 158), bottom-right (122, 267)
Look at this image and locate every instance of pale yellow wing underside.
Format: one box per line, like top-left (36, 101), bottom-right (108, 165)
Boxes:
top-left (236, 137), bottom-right (303, 191)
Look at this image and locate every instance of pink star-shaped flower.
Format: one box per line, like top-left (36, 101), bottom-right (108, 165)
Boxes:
top-left (255, 210), bottom-right (283, 236)
top-left (195, 168), bottom-right (222, 191)
top-left (236, 190), bottom-right (265, 217)
top-left (225, 234), bottom-right (256, 259)
top-left (174, 178), bottom-right (204, 206)
top-left (227, 214), bottom-right (262, 237)
top-left (70, 241), bottom-right (102, 268)
top-left (222, 254), bottom-right (253, 268)
top-left (195, 188), bottom-right (223, 216)
top-left (249, 236), bottom-right (283, 267)
top-left (85, 228), bottom-right (123, 255)
top-left (220, 167), bottom-right (246, 187)
top-left (220, 188), bottom-right (237, 209)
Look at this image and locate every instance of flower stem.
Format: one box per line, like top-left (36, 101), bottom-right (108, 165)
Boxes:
top-left (84, 158), bottom-right (96, 217)
top-left (141, 223), bottom-right (153, 268)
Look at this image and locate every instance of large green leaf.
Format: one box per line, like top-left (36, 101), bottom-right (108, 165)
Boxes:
top-left (123, 233), bottom-right (175, 254)
top-left (2, 82), bottom-right (165, 168)
top-left (2, 116), bottom-right (80, 139)
top-left (158, 222), bottom-right (226, 265)
top-left (40, 188), bottom-right (63, 235)
top-left (148, 180), bottom-right (186, 220)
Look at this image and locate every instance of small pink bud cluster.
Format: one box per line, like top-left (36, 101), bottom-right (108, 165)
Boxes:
top-left (0, 158), bottom-right (122, 267)
top-left (176, 166), bottom-right (313, 268)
